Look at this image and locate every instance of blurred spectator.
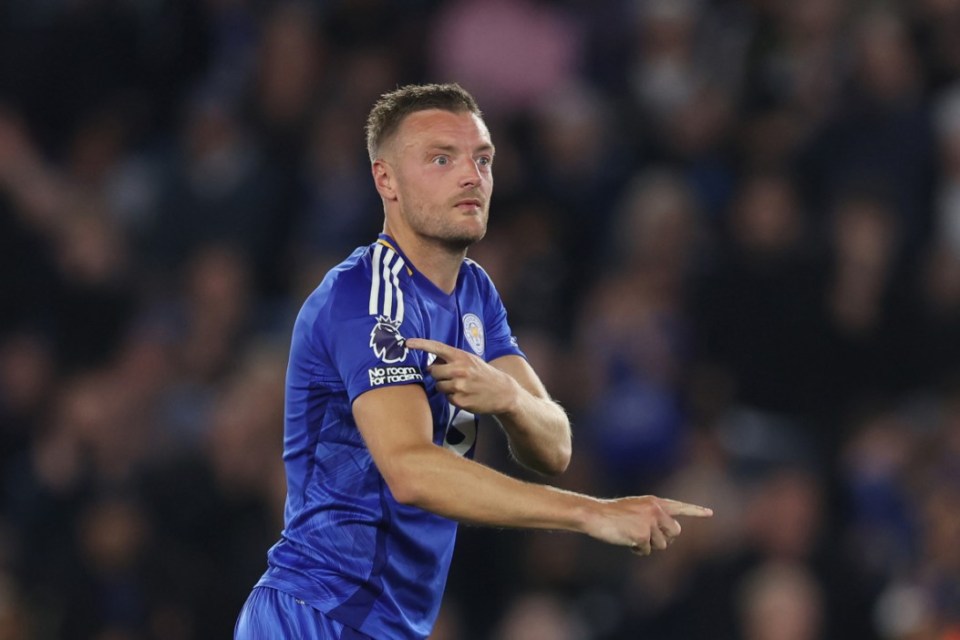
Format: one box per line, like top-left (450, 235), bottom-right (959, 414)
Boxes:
top-left (799, 6), bottom-right (935, 251)
top-left (428, 598), bottom-right (467, 640)
top-left (249, 2), bottom-right (324, 168)
top-left (50, 211), bottom-right (139, 371)
top-left (617, 433), bottom-right (743, 639)
top-left (291, 102), bottom-right (382, 280)
top-left (58, 496), bottom-right (153, 639)
top-left (0, 332), bottom-right (55, 479)
top-left (900, 0), bottom-right (960, 94)
top-left (429, 0), bottom-right (582, 117)
top-left (148, 89), bottom-right (292, 294)
top-left (151, 244), bottom-right (257, 450)
top-left (490, 591), bottom-right (588, 640)
top-left (907, 246), bottom-right (960, 388)
top-left (571, 168), bottom-right (701, 491)
top-left (687, 462), bottom-right (879, 639)
top-left (817, 191), bottom-right (911, 438)
top-left (694, 170), bottom-right (821, 426)
top-left (736, 560), bottom-right (824, 640)
top-left (738, 0), bottom-right (848, 166)
top-left (840, 407), bottom-right (922, 581)
top-left (934, 82), bottom-right (960, 257)
top-left (0, 568), bottom-right (31, 640)
top-left (138, 342), bottom-right (285, 637)
top-left (527, 82), bottom-right (636, 289)
top-left (468, 202), bottom-right (571, 337)
top-left (201, 0), bottom-right (259, 100)
top-left (862, 386), bottom-right (960, 638)
top-left (629, 0), bottom-right (706, 130)
top-left (0, 110), bottom-right (104, 354)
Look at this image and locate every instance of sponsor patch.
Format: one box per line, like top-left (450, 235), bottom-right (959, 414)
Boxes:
top-left (370, 316), bottom-right (408, 363)
top-left (368, 366), bottom-right (422, 387)
top-left (462, 313), bottom-right (485, 356)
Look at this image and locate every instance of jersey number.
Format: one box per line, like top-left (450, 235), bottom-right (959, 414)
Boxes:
top-left (443, 405), bottom-right (478, 456)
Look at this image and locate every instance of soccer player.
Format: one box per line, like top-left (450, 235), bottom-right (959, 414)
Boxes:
top-left (235, 83), bottom-right (713, 639)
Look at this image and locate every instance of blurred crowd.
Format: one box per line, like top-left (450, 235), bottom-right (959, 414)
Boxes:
top-left (2, 0), bottom-right (960, 638)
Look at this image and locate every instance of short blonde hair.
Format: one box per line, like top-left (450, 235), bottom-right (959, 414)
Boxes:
top-left (364, 83), bottom-right (481, 162)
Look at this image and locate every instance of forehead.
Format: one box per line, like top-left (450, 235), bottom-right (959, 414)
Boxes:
top-left (394, 109), bottom-right (492, 150)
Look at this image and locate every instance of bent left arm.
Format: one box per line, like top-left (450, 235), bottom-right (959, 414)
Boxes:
top-left (405, 338), bottom-right (572, 476)
top-left (489, 354), bottom-right (571, 476)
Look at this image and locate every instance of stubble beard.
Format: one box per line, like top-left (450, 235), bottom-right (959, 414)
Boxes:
top-left (405, 203), bottom-right (488, 253)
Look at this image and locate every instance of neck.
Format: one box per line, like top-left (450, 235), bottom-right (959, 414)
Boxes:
top-left (383, 223), bottom-right (466, 294)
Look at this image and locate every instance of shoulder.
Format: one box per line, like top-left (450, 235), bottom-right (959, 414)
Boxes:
top-left (302, 247), bottom-right (370, 316)
top-left (462, 256), bottom-right (487, 276)
top-left (460, 257), bottom-right (501, 299)
top-left (308, 243), bottom-right (412, 321)
top-left (461, 257), bottom-right (494, 287)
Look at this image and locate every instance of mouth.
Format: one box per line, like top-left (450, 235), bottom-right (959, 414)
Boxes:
top-left (454, 198), bottom-right (483, 211)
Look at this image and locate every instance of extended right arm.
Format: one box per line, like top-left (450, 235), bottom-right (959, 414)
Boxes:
top-left (352, 384), bottom-right (711, 554)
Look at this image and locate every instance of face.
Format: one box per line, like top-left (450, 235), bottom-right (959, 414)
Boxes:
top-left (378, 109), bottom-right (494, 251)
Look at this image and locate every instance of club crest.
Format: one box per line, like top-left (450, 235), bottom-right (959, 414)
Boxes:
top-left (462, 313), bottom-right (485, 356)
top-left (370, 316), bottom-right (408, 363)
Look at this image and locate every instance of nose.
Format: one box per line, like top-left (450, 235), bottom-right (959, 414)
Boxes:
top-left (458, 160), bottom-right (483, 189)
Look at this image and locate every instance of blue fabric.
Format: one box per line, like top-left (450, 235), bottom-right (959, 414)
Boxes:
top-left (249, 236), bottom-right (524, 639)
top-left (235, 587), bottom-right (373, 639)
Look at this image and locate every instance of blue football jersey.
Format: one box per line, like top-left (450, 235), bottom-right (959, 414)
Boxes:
top-left (255, 235), bottom-right (524, 639)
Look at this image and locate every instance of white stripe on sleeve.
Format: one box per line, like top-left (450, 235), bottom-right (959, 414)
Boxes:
top-left (390, 257), bottom-right (405, 323)
top-left (369, 243), bottom-right (383, 316)
top-left (381, 250), bottom-right (395, 320)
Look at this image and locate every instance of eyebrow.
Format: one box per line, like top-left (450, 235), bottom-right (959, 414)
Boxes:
top-left (427, 143), bottom-right (496, 155)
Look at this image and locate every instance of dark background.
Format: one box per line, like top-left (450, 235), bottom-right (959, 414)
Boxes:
top-left (1, 0), bottom-right (959, 638)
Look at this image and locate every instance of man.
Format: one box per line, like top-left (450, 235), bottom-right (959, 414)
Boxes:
top-left (235, 83), bottom-right (712, 639)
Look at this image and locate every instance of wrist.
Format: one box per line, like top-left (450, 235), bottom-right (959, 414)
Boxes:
top-left (497, 373), bottom-right (524, 417)
top-left (570, 495), bottom-right (604, 536)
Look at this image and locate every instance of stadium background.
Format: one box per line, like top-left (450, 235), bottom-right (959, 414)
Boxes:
top-left (2, 0), bottom-right (960, 638)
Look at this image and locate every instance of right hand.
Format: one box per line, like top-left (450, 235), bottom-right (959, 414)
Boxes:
top-left (583, 495), bottom-right (713, 556)
top-left (404, 337), bottom-right (520, 415)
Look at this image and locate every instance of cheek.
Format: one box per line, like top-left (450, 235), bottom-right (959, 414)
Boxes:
top-left (402, 171), bottom-right (438, 200)
top-left (395, 174), bottom-right (421, 203)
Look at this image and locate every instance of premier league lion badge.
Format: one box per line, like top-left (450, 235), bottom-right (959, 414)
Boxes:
top-left (370, 316), bottom-right (408, 363)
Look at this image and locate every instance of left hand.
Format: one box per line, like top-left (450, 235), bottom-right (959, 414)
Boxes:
top-left (405, 338), bottom-right (519, 415)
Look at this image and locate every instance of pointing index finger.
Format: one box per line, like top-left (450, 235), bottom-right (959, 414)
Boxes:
top-left (404, 338), bottom-right (458, 361)
top-left (659, 499), bottom-right (714, 518)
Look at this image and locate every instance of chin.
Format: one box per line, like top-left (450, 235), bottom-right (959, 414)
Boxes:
top-left (443, 233), bottom-right (485, 252)
top-left (440, 220), bottom-right (487, 250)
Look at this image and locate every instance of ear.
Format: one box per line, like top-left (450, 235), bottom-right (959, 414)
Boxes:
top-left (372, 159), bottom-right (398, 201)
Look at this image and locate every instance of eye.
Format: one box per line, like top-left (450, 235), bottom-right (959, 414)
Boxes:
top-left (433, 155), bottom-right (449, 166)
top-left (477, 156), bottom-right (492, 167)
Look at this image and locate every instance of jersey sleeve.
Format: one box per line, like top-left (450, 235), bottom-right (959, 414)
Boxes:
top-left (477, 268), bottom-right (526, 362)
top-left (322, 266), bottom-right (426, 403)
